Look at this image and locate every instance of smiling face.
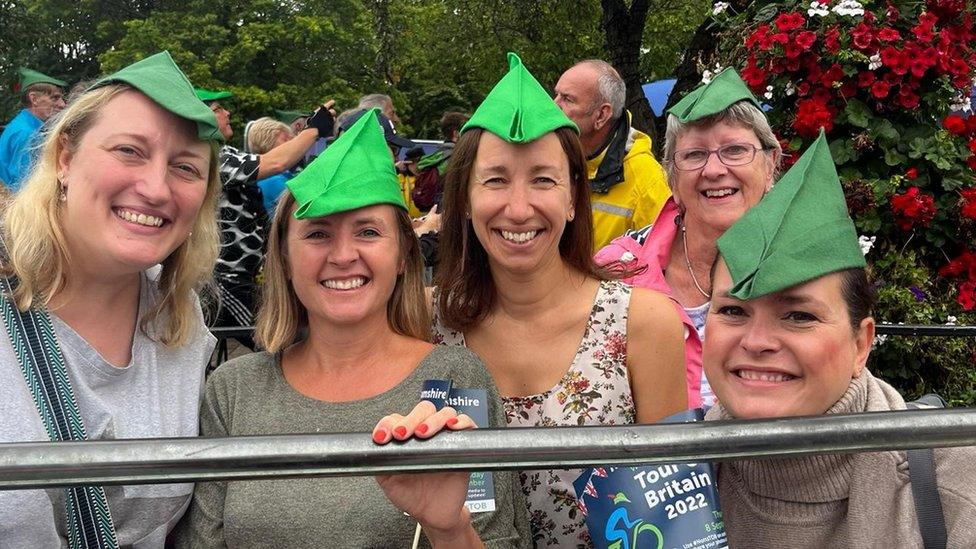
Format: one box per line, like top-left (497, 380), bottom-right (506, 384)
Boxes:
top-left (285, 203), bottom-right (404, 328)
top-left (671, 121), bottom-right (774, 234)
top-left (468, 131), bottom-right (575, 276)
top-left (57, 90), bottom-right (211, 278)
top-left (703, 260), bottom-right (874, 419)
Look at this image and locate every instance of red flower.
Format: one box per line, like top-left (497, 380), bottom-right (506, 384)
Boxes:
top-left (967, 155), bottom-right (976, 171)
top-left (968, 138), bottom-right (976, 155)
top-left (852, 22), bottom-right (875, 50)
top-left (741, 56), bottom-right (768, 91)
top-left (944, 114), bottom-right (968, 135)
top-left (906, 167), bottom-right (919, 180)
top-left (858, 71), bottom-right (877, 88)
top-left (881, 46), bottom-right (911, 75)
top-left (825, 26), bottom-right (841, 53)
top-left (890, 186), bottom-right (937, 231)
top-left (871, 80), bottom-right (891, 99)
top-left (793, 98), bottom-right (834, 138)
top-left (796, 81), bottom-right (811, 96)
top-left (775, 12), bottom-right (805, 32)
top-left (913, 23), bottom-right (936, 43)
top-left (771, 32), bottom-right (790, 45)
top-left (796, 30), bottom-right (817, 50)
top-left (919, 12), bottom-right (939, 28)
top-left (822, 64), bottom-right (845, 85)
top-left (878, 27), bottom-right (901, 41)
top-left (746, 24), bottom-right (773, 51)
top-left (897, 87), bottom-right (920, 109)
top-left (958, 281), bottom-right (976, 311)
top-left (840, 81), bottom-right (857, 99)
top-left (785, 42), bottom-right (804, 59)
top-left (961, 188), bottom-right (976, 220)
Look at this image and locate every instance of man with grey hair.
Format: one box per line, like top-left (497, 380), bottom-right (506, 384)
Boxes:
top-left (357, 93), bottom-right (401, 126)
top-left (555, 59), bottom-right (671, 249)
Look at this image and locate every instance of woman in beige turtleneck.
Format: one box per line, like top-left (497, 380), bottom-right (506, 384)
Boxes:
top-left (703, 258), bottom-right (976, 548)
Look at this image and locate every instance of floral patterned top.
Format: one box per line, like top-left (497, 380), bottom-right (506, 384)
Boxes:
top-left (432, 280), bottom-right (635, 548)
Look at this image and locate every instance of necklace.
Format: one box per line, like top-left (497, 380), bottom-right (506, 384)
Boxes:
top-left (681, 223), bottom-right (712, 300)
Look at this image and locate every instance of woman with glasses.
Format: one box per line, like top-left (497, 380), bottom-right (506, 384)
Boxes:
top-left (595, 69), bottom-right (781, 408)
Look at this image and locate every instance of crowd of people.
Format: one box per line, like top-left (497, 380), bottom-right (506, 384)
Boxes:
top-left (0, 49), bottom-right (974, 548)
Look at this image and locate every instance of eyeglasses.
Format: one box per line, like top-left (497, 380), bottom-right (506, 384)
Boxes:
top-left (672, 143), bottom-right (769, 171)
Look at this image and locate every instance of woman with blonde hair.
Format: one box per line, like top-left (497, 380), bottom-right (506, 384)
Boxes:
top-left (176, 110), bottom-right (530, 548)
top-left (0, 51), bottom-right (222, 547)
top-left (246, 117), bottom-right (294, 212)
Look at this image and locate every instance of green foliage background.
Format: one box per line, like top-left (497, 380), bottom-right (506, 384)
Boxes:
top-left (1, 0), bottom-right (709, 140)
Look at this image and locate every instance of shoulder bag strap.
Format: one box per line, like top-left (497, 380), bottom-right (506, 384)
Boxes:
top-left (0, 261), bottom-right (120, 549)
top-left (906, 399), bottom-right (948, 549)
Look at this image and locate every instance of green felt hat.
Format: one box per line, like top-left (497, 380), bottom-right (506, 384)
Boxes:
top-left (461, 52), bottom-right (577, 142)
top-left (194, 88), bottom-right (234, 102)
top-left (91, 51), bottom-right (222, 141)
top-left (717, 131), bottom-right (865, 300)
top-left (287, 108), bottom-right (405, 219)
top-left (17, 67), bottom-right (67, 90)
top-left (275, 109), bottom-right (310, 124)
top-left (667, 68), bottom-right (762, 123)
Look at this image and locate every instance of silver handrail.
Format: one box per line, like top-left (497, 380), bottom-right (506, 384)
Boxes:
top-left (1, 408), bottom-right (974, 489)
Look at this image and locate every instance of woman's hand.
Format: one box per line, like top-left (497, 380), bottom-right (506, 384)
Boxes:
top-left (372, 401), bottom-right (483, 547)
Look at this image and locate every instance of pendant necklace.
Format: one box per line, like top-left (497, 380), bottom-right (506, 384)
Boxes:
top-left (681, 223), bottom-right (712, 300)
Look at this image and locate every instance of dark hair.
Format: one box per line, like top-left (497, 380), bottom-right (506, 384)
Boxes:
top-left (21, 82), bottom-right (60, 107)
top-left (838, 267), bottom-right (875, 332)
top-left (435, 126), bottom-right (617, 331)
top-left (710, 258), bottom-right (875, 334)
top-left (440, 111), bottom-right (470, 141)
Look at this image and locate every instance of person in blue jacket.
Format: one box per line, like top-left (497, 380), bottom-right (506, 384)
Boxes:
top-left (0, 67), bottom-right (67, 191)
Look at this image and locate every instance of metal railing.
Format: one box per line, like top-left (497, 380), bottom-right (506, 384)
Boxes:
top-left (208, 323), bottom-right (976, 365)
top-left (2, 408), bottom-right (975, 489)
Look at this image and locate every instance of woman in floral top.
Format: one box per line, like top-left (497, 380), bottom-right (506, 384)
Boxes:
top-left (432, 54), bottom-right (687, 548)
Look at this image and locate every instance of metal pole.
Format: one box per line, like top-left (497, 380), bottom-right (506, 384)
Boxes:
top-left (1, 408), bottom-right (975, 489)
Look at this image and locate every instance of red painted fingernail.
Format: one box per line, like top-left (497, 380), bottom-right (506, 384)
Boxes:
top-left (393, 426), bottom-right (408, 439)
top-left (372, 429), bottom-right (387, 444)
top-left (446, 417), bottom-right (459, 427)
top-left (416, 423), bottom-right (429, 435)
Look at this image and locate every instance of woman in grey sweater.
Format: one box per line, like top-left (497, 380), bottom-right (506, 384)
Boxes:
top-left (703, 134), bottom-right (976, 547)
top-left (175, 110), bottom-right (530, 548)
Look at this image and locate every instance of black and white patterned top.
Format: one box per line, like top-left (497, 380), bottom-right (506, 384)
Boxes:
top-left (216, 145), bottom-right (266, 283)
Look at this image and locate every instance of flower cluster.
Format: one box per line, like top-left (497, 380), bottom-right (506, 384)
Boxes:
top-left (739, 2), bottom-right (975, 138)
top-left (890, 186), bottom-right (937, 231)
top-left (939, 248), bottom-right (976, 310)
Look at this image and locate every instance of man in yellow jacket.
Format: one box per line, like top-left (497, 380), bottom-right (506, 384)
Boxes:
top-left (555, 60), bottom-right (671, 249)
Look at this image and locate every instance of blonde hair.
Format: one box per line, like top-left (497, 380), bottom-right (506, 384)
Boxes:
top-left (256, 192), bottom-right (430, 352)
top-left (246, 117), bottom-right (293, 154)
top-left (2, 83), bottom-right (221, 347)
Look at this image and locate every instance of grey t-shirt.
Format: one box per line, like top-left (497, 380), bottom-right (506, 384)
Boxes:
top-left (174, 346), bottom-right (532, 548)
top-left (0, 270), bottom-right (216, 548)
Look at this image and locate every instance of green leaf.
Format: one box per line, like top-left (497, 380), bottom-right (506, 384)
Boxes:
top-left (884, 148), bottom-right (908, 166)
top-left (754, 4), bottom-right (779, 21)
top-left (830, 139), bottom-right (855, 164)
top-left (941, 177), bottom-right (967, 191)
top-left (844, 99), bottom-right (872, 128)
top-left (871, 120), bottom-right (900, 142)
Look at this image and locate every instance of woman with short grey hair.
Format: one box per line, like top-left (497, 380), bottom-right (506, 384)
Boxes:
top-left (595, 68), bottom-right (781, 408)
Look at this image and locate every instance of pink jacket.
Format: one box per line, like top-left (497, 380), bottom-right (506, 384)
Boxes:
top-left (594, 198), bottom-right (704, 408)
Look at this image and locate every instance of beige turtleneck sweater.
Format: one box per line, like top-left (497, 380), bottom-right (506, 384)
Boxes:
top-left (706, 370), bottom-right (976, 548)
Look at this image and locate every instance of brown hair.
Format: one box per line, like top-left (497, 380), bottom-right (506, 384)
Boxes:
top-left (435, 126), bottom-right (619, 331)
top-left (21, 83), bottom-right (61, 107)
top-left (255, 192), bottom-right (430, 352)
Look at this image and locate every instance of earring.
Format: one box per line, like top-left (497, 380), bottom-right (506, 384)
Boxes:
top-left (567, 211), bottom-right (575, 221)
top-left (59, 187), bottom-right (67, 202)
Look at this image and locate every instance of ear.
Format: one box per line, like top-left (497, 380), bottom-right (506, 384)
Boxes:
top-left (764, 149), bottom-right (781, 193)
top-left (56, 133), bottom-right (73, 185)
top-left (593, 103), bottom-right (614, 131)
top-left (852, 316), bottom-right (875, 378)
